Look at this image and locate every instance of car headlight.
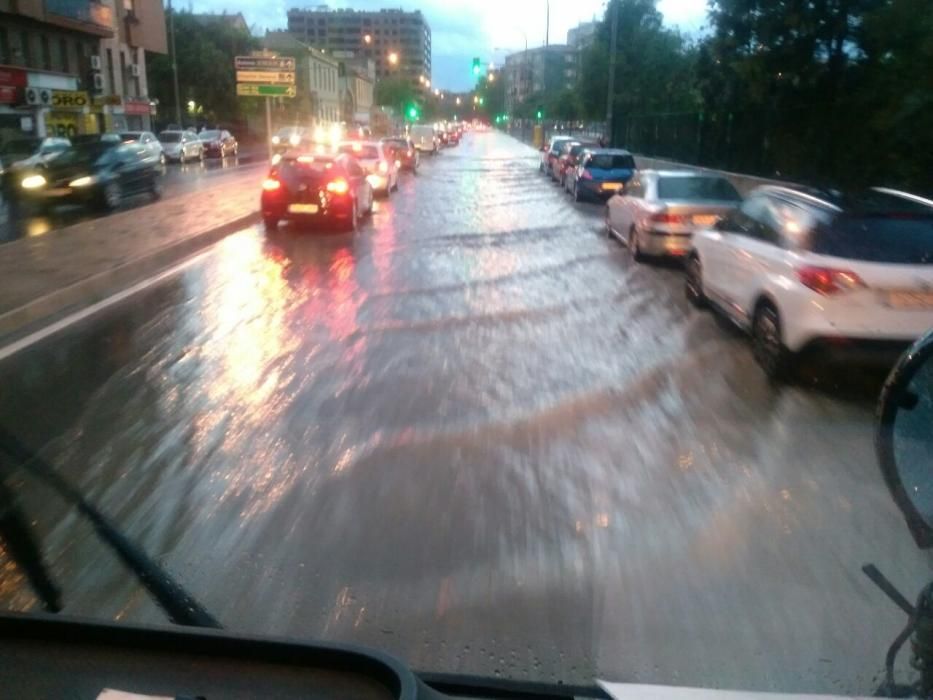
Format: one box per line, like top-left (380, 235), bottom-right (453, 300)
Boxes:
top-left (289, 134), bottom-right (301, 146)
top-left (20, 174), bottom-right (46, 189)
top-left (271, 136), bottom-right (280, 145)
top-left (69, 175), bottom-right (96, 187)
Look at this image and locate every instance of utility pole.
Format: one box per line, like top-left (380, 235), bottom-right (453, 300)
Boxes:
top-left (168, 0), bottom-right (182, 125)
top-left (605, 0), bottom-right (619, 146)
top-left (545, 0), bottom-right (550, 47)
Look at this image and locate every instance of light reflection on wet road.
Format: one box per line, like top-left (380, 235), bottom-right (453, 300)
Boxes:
top-left (0, 131), bottom-right (930, 694)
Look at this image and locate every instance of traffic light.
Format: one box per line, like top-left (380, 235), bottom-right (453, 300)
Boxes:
top-left (472, 57), bottom-right (481, 77)
top-left (405, 102), bottom-right (420, 121)
top-left (536, 106), bottom-right (544, 120)
top-left (478, 97), bottom-right (484, 105)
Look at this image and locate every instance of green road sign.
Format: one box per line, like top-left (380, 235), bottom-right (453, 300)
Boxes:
top-left (236, 83), bottom-right (296, 97)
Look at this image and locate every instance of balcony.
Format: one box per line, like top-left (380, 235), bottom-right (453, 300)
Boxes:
top-left (45, 0), bottom-right (114, 36)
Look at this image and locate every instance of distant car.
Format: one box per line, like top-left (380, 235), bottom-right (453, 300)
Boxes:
top-left (337, 141), bottom-right (399, 196)
top-left (568, 149), bottom-right (636, 202)
top-left (540, 135), bottom-right (573, 176)
top-left (560, 142), bottom-right (599, 191)
top-left (119, 131), bottom-right (164, 166)
top-left (17, 141), bottom-right (162, 211)
top-left (607, 170), bottom-right (742, 260)
top-left (199, 129), bottom-right (238, 158)
top-left (687, 185), bottom-right (933, 377)
top-left (271, 127), bottom-right (312, 156)
top-left (409, 125), bottom-right (438, 155)
top-left (381, 136), bottom-right (419, 173)
top-left (260, 152), bottom-right (374, 232)
top-left (158, 130), bottom-right (204, 164)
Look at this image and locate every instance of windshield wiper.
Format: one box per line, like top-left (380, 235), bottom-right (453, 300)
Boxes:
top-left (0, 426), bottom-right (219, 629)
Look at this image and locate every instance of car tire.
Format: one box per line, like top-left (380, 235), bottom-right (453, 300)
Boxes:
top-left (100, 182), bottom-right (121, 211)
top-left (685, 255), bottom-right (707, 308)
top-left (629, 227), bottom-right (645, 262)
top-left (752, 302), bottom-right (789, 380)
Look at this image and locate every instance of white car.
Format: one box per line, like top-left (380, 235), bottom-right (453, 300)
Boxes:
top-left (336, 141), bottom-right (398, 196)
top-left (686, 185), bottom-right (933, 377)
top-left (409, 125), bottom-right (438, 155)
top-left (120, 131), bottom-right (165, 166)
top-left (158, 130), bottom-right (204, 164)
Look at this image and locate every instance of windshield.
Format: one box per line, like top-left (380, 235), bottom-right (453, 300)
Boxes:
top-left (657, 176), bottom-right (742, 201)
top-left (2, 1), bottom-right (933, 697)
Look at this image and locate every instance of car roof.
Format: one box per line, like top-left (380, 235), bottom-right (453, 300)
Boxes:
top-left (752, 184), bottom-right (933, 214)
top-left (586, 148), bottom-right (633, 156)
top-left (641, 169), bottom-right (727, 178)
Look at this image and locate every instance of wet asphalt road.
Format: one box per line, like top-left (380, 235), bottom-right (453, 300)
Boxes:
top-left (0, 130), bottom-right (931, 694)
top-left (0, 150), bottom-right (265, 244)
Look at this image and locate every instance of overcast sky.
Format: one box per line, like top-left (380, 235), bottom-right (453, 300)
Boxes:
top-left (188, 0), bottom-right (709, 91)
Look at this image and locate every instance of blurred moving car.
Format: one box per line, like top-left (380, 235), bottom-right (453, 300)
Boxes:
top-left (381, 136), bottom-right (419, 172)
top-left (199, 129), bottom-right (238, 158)
top-left (607, 170), bottom-right (742, 260)
top-left (410, 124), bottom-right (438, 155)
top-left (119, 131), bottom-right (165, 166)
top-left (540, 135), bottom-right (573, 176)
top-left (0, 137), bottom-right (70, 186)
top-left (158, 130), bottom-right (204, 164)
top-left (568, 149), bottom-right (636, 202)
top-left (70, 133), bottom-right (122, 146)
top-left (337, 141), bottom-right (398, 196)
top-left (17, 141), bottom-right (162, 211)
top-left (260, 151), bottom-right (374, 232)
top-left (687, 186), bottom-right (933, 377)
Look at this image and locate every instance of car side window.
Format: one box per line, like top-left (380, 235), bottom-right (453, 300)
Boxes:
top-left (735, 195), bottom-right (784, 245)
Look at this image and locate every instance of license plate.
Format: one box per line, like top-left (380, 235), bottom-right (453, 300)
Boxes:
top-left (288, 203), bottom-right (319, 214)
top-left (601, 183), bottom-right (622, 192)
top-left (882, 290), bottom-right (933, 309)
top-left (693, 215), bottom-right (718, 226)
top-left (46, 188), bottom-right (70, 196)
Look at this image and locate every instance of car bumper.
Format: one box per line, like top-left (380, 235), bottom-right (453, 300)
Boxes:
top-left (22, 184), bottom-right (101, 206)
top-left (578, 180), bottom-right (625, 200)
top-left (366, 173), bottom-right (389, 191)
top-left (639, 230), bottom-right (693, 257)
top-left (797, 337), bottom-right (912, 366)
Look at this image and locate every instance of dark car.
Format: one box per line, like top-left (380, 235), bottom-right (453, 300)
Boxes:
top-left (17, 141), bottom-right (162, 211)
top-left (569, 149), bottom-right (636, 202)
top-left (558, 141), bottom-right (599, 190)
top-left (381, 136), bottom-right (420, 172)
top-left (199, 129), bottom-right (238, 158)
top-left (260, 152), bottom-right (375, 232)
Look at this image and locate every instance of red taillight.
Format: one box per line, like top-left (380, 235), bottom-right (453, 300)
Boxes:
top-left (326, 178), bottom-right (349, 195)
top-left (796, 265), bottom-right (866, 295)
top-left (650, 212), bottom-right (687, 224)
top-left (581, 170), bottom-right (593, 180)
top-left (262, 177), bottom-right (280, 191)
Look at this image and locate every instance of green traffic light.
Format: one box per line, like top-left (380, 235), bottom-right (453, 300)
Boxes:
top-left (408, 106), bottom-right (418, 119)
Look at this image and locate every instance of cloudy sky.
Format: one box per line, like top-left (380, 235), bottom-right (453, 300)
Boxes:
top-left (189, 0), bottom-right (709, 91)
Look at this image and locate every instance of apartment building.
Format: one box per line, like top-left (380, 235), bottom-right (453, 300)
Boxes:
top-left (503, 44), bottom-right (577, 114)
top-left (286, 6), bottom-right (430, 88)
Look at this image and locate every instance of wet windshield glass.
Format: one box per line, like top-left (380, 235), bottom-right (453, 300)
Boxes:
top-left (200, 131), bottom-right (221, 140)
top-left (588, 154), bottom-right (635, 169)
top-left (159, 132), bottom-right (182, 143)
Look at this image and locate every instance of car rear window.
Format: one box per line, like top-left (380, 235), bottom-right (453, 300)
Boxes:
top-left (658, 176), bottom-right (741, 201)
top-left (279, 157), bottom-right (337, 177)
top-left (338, 144), bottom-right (380, 160)
top-left (570, 144), bottom-right (597, 157)
top-left (200, 130), bottom-right (221, 140)
top-left (807, 215), bottom-right (933, 264)
top-left (159, 133), bottom-right (181, 143)
top-left (588, 154), bottom-right (636, 170)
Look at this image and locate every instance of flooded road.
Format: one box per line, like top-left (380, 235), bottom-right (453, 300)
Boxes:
top-left (0, 130), bottom-right (929, 694)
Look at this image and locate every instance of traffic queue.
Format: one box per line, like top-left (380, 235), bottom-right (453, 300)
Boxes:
top-left (539, 133), bottom-right (933, 381)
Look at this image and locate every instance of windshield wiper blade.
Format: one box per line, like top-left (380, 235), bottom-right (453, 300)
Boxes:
top-left (0, 426), bottom-right (220, 629)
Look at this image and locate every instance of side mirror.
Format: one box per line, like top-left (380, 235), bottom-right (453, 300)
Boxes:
top-left (877, 329), bottom-right (933, 547)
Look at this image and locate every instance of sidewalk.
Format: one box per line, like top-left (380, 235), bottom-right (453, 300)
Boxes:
top-left (0, 168), bottom-right (263, 341)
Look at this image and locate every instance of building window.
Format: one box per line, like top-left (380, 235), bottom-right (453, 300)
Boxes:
top-left (0, 28), bottom-right (8, 65)
top-left (40, 35), bottom-right (51, 70)
top-left (120, 50), bottom-right (127, 94)
top-left (123, 0), bottom-right (134, 12)
top-left (20, 31), bottom-right (31, 66)
top-left (59, 38), bottom-right (69, 73)
top-left (106, 48), bottom-right (116, 94)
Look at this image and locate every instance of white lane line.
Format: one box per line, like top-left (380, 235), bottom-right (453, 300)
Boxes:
top-left (0, 248), bottom-right (215, 363)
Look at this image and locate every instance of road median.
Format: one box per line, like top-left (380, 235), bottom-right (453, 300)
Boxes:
top-left (0, 170), bottom-right (263, 343)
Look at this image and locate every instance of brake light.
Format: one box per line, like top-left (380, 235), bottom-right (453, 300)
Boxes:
top-left (796, 265), bottom-right (867, 295)
top-left (326, 178), bottom-right (349, 194)
top-left (262, 177), bottom-right (280, 191)
top-left (581, 170), bottom-right (593, 180)
top-left (650, 213), bottom-right (687, 224)
top-left (379, 160), bottom-right (389, 173)
top-left (407, 150), bottom-right (413, 157)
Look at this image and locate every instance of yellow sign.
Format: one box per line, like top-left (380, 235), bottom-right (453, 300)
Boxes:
top-left (51, 90), bottom-right (90, 109)
top-left (46, 112), bottom-right (79, 138)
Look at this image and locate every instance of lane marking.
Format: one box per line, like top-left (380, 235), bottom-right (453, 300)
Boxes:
top-left (0, 247), bottom-right (218, 363)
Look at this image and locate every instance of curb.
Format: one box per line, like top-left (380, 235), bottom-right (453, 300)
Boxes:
top-left (0, 210), bottom-right (260, 343)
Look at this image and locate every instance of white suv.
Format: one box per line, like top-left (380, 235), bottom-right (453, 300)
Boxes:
top-left (686, 185), bottom-right (933, 377)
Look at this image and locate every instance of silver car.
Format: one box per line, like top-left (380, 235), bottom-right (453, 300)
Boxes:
top-left (606, 169), bottom-right (742, 261)
top-left (120, 130), bottom-right (165, 166)
top-left (158, 130), bottom-right (204, 164)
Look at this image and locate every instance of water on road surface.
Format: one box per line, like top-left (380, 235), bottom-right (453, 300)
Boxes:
top-left (0, 130), bottom-right (929, 694)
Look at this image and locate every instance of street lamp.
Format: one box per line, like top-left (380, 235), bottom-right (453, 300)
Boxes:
top-left (363, 34), bottom-right (372, 44)
top-left (425, 79), bottom-right (431, 88)
top-left (388, 51), bottom-right (399, 66)
top-left (455, 97), bottom-right (461, 105)
top-left (434, 88), bottom-right (440, 96)
top-left (488, 73), bottom-right (495, 82)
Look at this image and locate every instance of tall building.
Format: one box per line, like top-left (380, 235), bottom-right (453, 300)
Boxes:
top-left (502, 45), bottom-right (577, 114)
top-left (567, 21), bottom-right (598, 52)
top-left (286, 6), bottom-right (430, 89)
top-left (0, 0), bottom-right (166, 141)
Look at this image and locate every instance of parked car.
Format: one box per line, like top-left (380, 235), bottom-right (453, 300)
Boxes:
top-left (568, 149), bottom-right (636, 202)
top-left (607, 170), bottom-right (742, 260)
top-left (686, 185), bottom-right (933, 377)
top-left (199, 129), bottom-right (238, 158)
top-left (541, 136), bottom-right (574, 178)
top-left (337, 141), bottom-right (399, 196)
top-left (119, 131), bottom-right (164, 166)
top-left (410, 124), bottom-right (438, 155)
top-left (17, 141), bottom-right (162, 211)
top-left (260, 152), bottom-right (374, 232)
top-left (557, 141), bottom-right (600, 192)
top-left (381, 136), bottom-right (419, 173)
top-left (158, 130), bottom-right (204, 164)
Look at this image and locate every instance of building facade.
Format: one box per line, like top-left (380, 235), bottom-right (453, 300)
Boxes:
top-left (0, 0), bottom-right (165, 142)
top-left (503, 45), bottom-right (577, 114)
top-left (567, 21), bottom-right (598, 52)
top-left (286, 6), bottom-right (430, 89)
top-left (263, 30), bottom-right (341, 127)
top-left (339, 62), bottom-right (373, 125)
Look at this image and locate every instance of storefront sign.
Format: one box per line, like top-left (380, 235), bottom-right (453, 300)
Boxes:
top-left (0, 67), bottom-right (27, 88)
top-left (0, 85), bottom-right (19, 104)
top-left (46, 112), bottom-right (79, 138)
top-left (92, 94), bottom-right (122, 107)
top-left (51, 90), bottom-right (90, 109)
top-left (123, 98), bottom-right (152, 116)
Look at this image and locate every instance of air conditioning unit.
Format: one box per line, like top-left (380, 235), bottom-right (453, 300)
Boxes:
top-left (90, 55), bottom-right (102, 71)
top-left (25, 87), bottom-right (52, 106)
top-left (92, 73), bottom-right (105, 90)
top-left (130, 64), bottom-right (140, 77)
